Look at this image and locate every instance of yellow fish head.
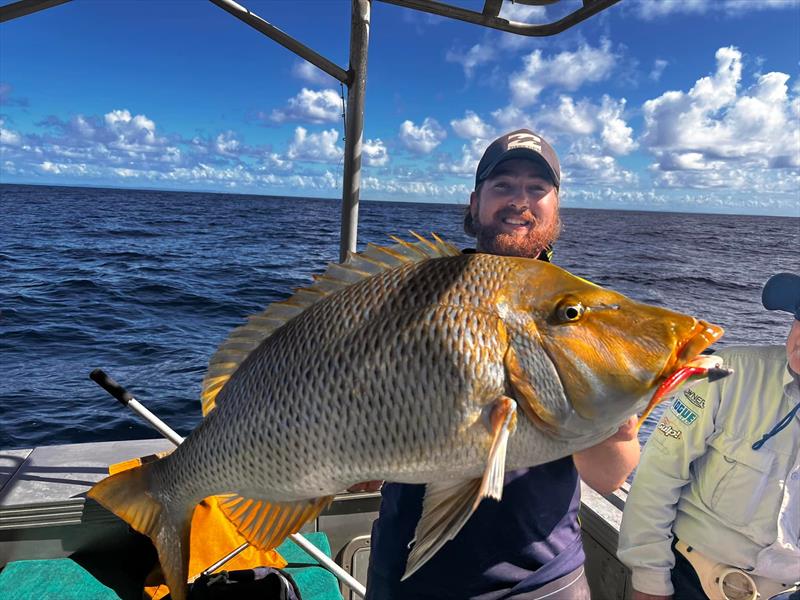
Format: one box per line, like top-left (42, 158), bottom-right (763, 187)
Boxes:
top-left (505, 260), bottom-right (723, 437)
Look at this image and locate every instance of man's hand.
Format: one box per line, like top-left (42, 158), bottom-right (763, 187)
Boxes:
top-left (347, 480), bottom-right (383, 493)
top-left (609, 415), bottom-right (639, 442)
top-left (573, 415), bottom-right (640, 494)
top-left (633, 591), bottom-right (672, 600)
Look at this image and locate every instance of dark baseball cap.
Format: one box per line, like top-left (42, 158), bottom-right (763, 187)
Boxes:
top-left (475, 128), bottom-right (560, 189)
top-left (762, 273), bottom-right (800, 320)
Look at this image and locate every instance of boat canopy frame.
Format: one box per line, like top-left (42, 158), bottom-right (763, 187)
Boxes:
top-left (0, 0), bottom-right (621, 261)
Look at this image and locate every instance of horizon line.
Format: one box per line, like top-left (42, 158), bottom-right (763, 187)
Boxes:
top-left (1, 180), bottom-right (798, 219)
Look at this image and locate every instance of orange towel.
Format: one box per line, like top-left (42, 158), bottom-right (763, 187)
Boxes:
top-left (144, 495), bottom-right (288, 599)
top-left (107, 454), bottom-right (286, 599)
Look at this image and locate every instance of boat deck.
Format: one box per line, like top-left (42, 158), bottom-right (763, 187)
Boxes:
top-left (0, 439), bottom-right (633, 598)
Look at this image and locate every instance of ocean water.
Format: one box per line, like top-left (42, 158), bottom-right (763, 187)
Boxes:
top-left (1, 183), bottom-right (798, 450)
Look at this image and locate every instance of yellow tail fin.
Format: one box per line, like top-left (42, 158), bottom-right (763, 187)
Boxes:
top-left (88, 461), bottom-right (194, 600)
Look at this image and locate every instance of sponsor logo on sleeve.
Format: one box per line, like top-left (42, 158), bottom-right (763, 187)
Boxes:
top-left (671, 398), bottom-right (698, 425)
top-left (683, 388), bottom-right (706, 409)
top-left (657, 416), bottom-right (682, 439)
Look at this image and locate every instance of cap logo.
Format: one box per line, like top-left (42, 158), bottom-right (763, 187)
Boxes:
top-left (507, 132), bottom-right (542, 153)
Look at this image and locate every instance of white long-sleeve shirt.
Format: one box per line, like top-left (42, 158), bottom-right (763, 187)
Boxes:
top-left (618, 345), bottom-right (800, 597)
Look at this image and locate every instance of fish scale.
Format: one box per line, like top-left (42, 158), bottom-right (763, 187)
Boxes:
top-left (186, 260), bottom-right (499, 488)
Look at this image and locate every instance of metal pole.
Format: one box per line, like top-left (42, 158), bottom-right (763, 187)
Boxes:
top-left (90, 369), bottom-right (366, 598)
top-left (208, 0), bottom-right (349, 84)
top-left (90, 369), bottom-right (185, 446)
top-left (290, 531), bottom-right (367, 596)
top-left (375, 0), bottom-right (622, 36)
top-left (339, 0), bottom-right (371, 263)
top-left (0, 0), bottom-right (71, 22)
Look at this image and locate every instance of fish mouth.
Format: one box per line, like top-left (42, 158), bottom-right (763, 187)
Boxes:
top-left (674, 320), bottom-right (724, 365)
top-left (636, 319), bottom-right (725, 429)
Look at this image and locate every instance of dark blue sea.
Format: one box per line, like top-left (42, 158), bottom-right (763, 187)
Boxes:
top-left (1, 184), bottom-right (798, 451)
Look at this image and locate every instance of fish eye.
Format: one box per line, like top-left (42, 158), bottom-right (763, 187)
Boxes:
top-left (557, 302), bottom-right (585, 323)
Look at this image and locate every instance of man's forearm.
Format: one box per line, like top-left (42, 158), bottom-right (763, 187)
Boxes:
top-left (574, 432), bottom-right (640, 495)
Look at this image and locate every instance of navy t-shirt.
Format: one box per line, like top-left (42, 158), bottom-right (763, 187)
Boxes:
top-left (366, 459), bottom-right (585, 600)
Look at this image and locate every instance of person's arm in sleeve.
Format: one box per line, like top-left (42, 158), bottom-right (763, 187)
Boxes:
top-left (617, 376), bottom-right (723, 598)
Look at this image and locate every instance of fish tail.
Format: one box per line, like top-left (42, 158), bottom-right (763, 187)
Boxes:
top-left (88, 459), bottom-right (193, 600)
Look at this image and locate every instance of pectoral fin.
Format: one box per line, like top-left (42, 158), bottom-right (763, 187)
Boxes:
top-left (479, 395), bottom-right (517, 502)
top-left (403, 396), bottom-right (517, 580)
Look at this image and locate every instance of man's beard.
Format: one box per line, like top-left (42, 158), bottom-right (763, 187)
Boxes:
top-left (475, 208), bottom-right (562, 258)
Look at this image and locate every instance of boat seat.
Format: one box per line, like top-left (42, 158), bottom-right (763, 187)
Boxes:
top-left (0, 531), bottom-right (343, 599)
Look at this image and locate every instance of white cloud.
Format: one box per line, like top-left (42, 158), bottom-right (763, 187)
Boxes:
top-left (442, 5), bottom-right (548, 76)
top-left (363, 175), bottom-right (470, 200)
top-left (509, 40), bottom-right (617, 106)
top-left (8, 108), bottom-right (182, 170)
top-left (40, 160), bottom-right (92, 176)
top-left (363, 138), bottom-right (388, 167)
top-left (399, 10), bottom-right (445, 34)
top-left (166, 163), bottom-right (257, 186)
top-left (215, 131), bottom-right (240, 155)
top-left (283, 170), bottom-right (339, 191)
top-left (498, 4), bottom-right (547, 22)
top-left (268, 152), bottom-right (293, 172)
top-left (631, 0), bottom-right (710, 19)
top-left (491, 105), bottom-right (533, 132)
top-left (0, 107), bottom-right (267, 186)
top-left (650, 59), bottom-right (668, 81)
top-left (641, 46), bottom-right (800, 188)
top-left (598, 96), bottom-right (637, 155)
top-left (0, 119), bottom-right (21, 146)
top-left (511, 94), bottom-right (635, 156)
top-left (287, 126), bottom-right (343, 162)
top-left (563, 138), bottom-right (638, 186)
top-left (630, 0), bottom-right (799, 19)
top-left (270, 88), bottom-right (343, 124)
top-left (446, 43), bottom-right (495, 79)
top-left (291, 60), bottom-right (336, 85)
top-left (399, 118), bottom-right (446, 154)
top-left (437, 137), bottom-right (487, 178)
top-left (2, 107), bottom-right (352, 193)
top-left (450, 111), bottom-right (495, 140)
top-left (544, 96), bottom-right (596, 136)
top-left (562, 184), bottom-right (800, 215)
top-left (103, 109), bottom-right (160, 151)
top-left (461, 94), bottom-right (636, 187)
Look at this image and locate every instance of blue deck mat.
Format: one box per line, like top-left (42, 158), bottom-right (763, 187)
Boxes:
top-left (278, 532), bottom-right (344, 600)
top-left (0, 531), bottom-right (343, 599)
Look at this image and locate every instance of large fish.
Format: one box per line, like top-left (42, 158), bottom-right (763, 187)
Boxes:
top-left (89, 234), bottom-right (723, 600)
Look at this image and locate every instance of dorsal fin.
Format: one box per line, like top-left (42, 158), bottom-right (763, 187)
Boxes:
top-left (199, 232), bottom-right (460, 416)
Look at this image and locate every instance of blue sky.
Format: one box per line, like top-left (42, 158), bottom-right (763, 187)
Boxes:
top-left (1, 0), bottom-right (799, 215)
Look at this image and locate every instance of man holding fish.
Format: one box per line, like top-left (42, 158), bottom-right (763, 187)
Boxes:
top-left (365, 130), bottom-right (641, 599)
top-left (88, 128), bottom-right (726, 600)
top-left (619, 273), bottom-right (800, 600)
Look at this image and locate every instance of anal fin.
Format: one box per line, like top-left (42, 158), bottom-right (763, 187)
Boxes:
top-left (219, 494), bottom-right (333, 552)
top-left (403, 396), bottom-right (517, 580)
